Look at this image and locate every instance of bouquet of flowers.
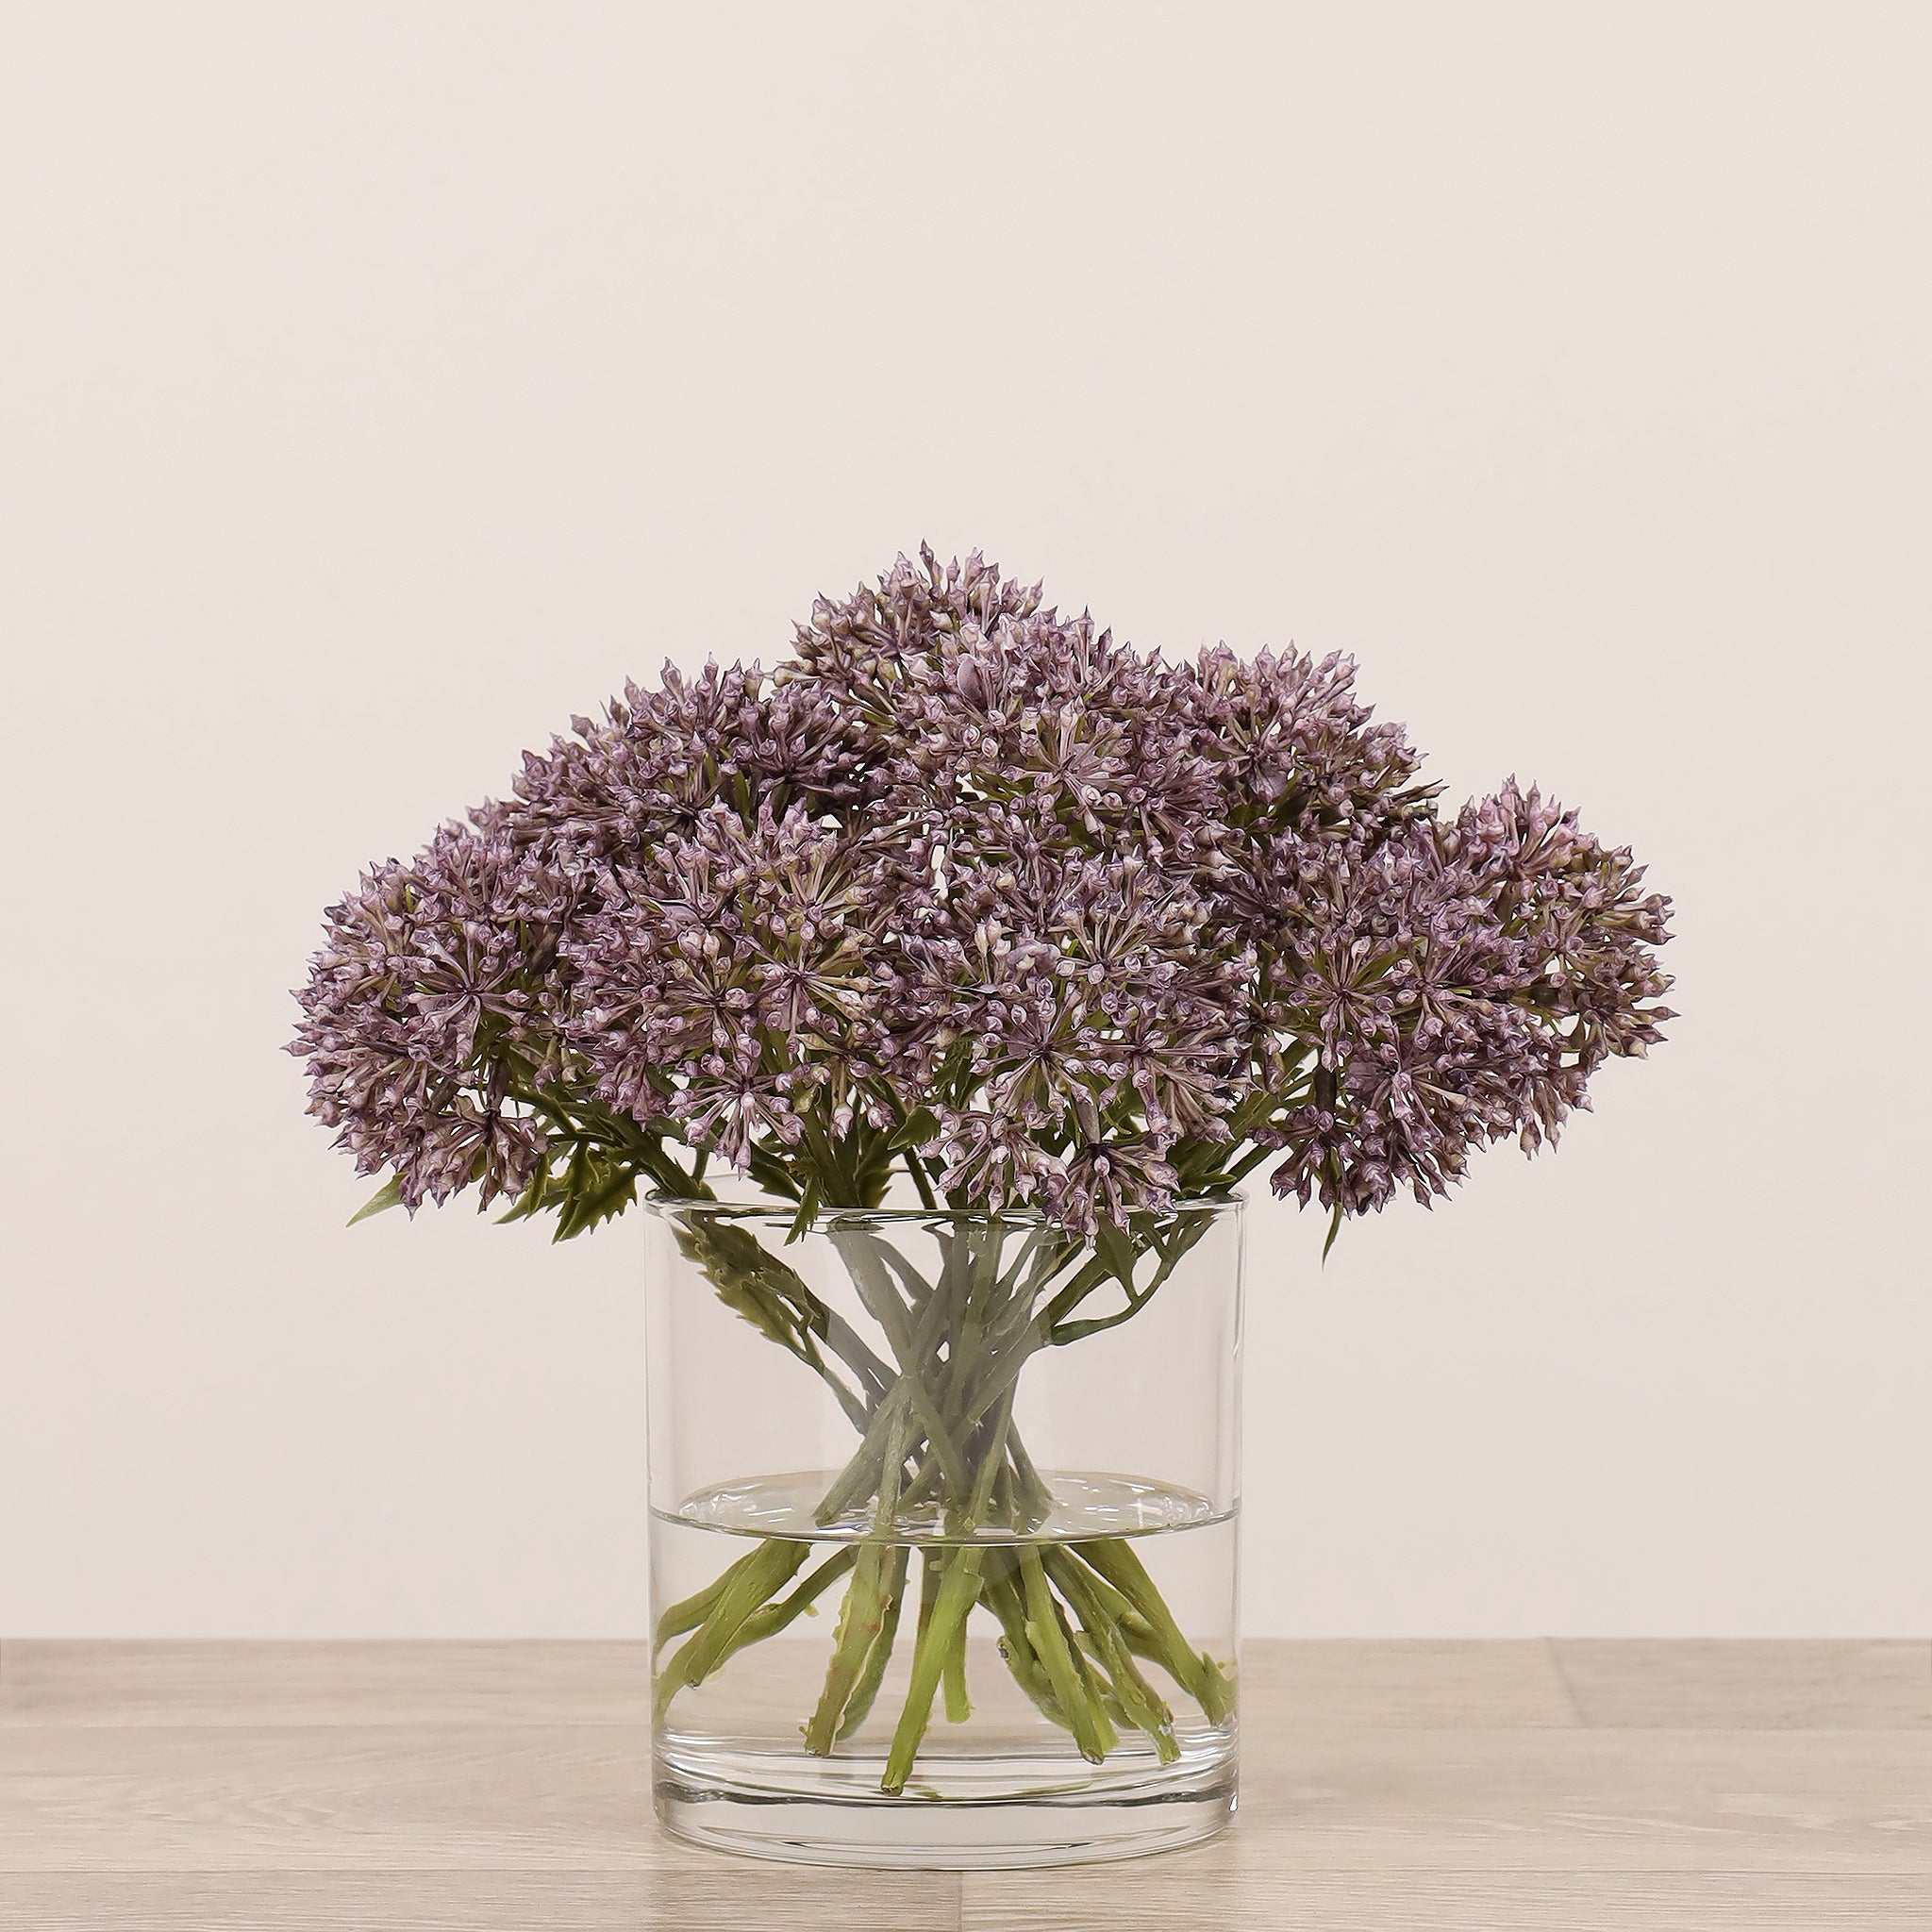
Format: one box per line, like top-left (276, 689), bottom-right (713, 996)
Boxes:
top-left (292, 547), bottom-right (1672, 1790)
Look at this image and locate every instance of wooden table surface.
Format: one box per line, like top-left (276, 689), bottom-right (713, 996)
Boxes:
top-left (2, 1640), bottom-right (1927, 1928)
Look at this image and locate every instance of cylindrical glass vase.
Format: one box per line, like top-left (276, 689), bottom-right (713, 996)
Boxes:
top-left (641, 1191), bottom-right (1244, 1869)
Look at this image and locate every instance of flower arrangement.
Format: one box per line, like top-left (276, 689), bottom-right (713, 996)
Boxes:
top-left (292, 547), bottom-right (1672, 1800)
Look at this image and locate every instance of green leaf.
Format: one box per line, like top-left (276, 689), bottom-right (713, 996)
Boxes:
top-left (552, 1152), bottom-right (638, 1241)
top-left (786, 1178), bottom-right (821, 1244)
top-left (888, 1108), bottom-right (939, 1152)
top-left (347, 1174), bottom-right (405, 1226)
top-left (546, 1141), bottom-right (591, 1238)
top-left (493, 1158), bottom-right (555, 1225)
top-left (1093, 1219), bottom-right (1140, 1294)
top-left (1321, 1194), bottom-right (1345, 1261)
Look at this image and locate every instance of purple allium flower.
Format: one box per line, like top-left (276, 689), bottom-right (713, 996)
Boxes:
top-left (291, 548), bottom-right (1674, 1238)
top-left (560, 799), bottom-right (886, 1154)
top-left (1257, 785), bottom-right (1674, 1217)
top-left (290, 824), bottom-right (560, 1210)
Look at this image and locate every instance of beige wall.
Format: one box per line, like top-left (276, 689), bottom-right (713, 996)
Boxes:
top-left (3, 3), bottom-right (1926, 1638)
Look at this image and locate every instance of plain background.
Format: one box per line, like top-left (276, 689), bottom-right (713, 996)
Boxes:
top-left (2, 3), bottom-right (1926, 1640)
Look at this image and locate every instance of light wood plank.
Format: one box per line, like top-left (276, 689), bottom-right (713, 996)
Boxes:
top-left (0, 1868), bottom-right (962, 1930)
top-left (0, 1641), bottom-right (651, 1727)
top-left (6, 1718), bottom-right (1925, 1876)
top-left (1228, 1725), bottom-right (1932, 1873)
top-left (1253, 1639), bottom-right (1579, 1725)
top-left (4, 1638), bottom-right (1930, 1929)
top-left (0, 1725), bottom-right (655, 1870)
top-left (0, 1637), bottom-right (1579, 1729)
top-left (1556, 1641), bottom-right (1932, 1729)
top-left (962, 1867), bottom-right (1932, 1930)
top-left (9, 1869), bottom-right (1929, 1932)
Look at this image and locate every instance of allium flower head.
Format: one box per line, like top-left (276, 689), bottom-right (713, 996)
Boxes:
top-left (292, 549), bottom-right (1673, 1238)
top-left (290, 824), bottom-right (561, 1210)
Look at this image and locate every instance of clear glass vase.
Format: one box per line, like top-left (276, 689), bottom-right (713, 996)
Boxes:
top-left (641, 1190), bottom-right (1244, 1869)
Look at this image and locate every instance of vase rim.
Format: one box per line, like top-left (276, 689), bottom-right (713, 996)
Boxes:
top-left (638, 1183), bottom-right (1247, 1225)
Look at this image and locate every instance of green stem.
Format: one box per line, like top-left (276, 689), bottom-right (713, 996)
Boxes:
top-left (724, 1547), bottom-right (858, 1658)
top-left (979, 1556), bottom-right (1072, 1731)
top-left (1077, 1538), bottom-right (1236, 1724)
top-left (652, 1541), bottom-right (767, 1654)
top-left (881, 1548), bottom-right (985, 1792)
top-left (802, 1541), bottom-right (906, 1754)
top-left (812, 1238), bottom-right (971, 1525)
top-left (653, 1539), bottom-right (809, 1724)
top-left (1044, 1547), bottom-right (1179, 1763)
top-left (834, 1544), bottom-right (911, 1741)
top-left (878, 1383), bottom-right (1013, 1792)
top-left (941, 1607), bottom-right (972, 1724)
top-left (1019, 1546), bottom-right (1115, 1763)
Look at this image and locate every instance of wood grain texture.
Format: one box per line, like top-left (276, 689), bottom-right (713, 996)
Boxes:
top-left (0, 1641), bottom-right (652, 1726)
top-left (3, 1641), bottom-right (1928, 1929)
top-left (8, 1721), bottom-right (1924, 1876)
top-left (8, 1869), bottom-right (1926, 1932)
top-left (0, 1636), bottom-right (1577, 1728)
top-left (1232, 1727), bottom-right (1932, 1874)
top-left (0, 1868), bottom-right (963, 1931)
top-left (960, 1869), bottom-right (1932, 1931)
top-left (1254, 1638), bottom-right (1579, 1725)
top-left (1556, 1641), bottom-right (1932, 1729)
top-left (0, 1725), bottom-right (654, 1870)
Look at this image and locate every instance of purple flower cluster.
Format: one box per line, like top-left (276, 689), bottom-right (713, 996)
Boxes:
top-left (291, 548), bottom-right (1673, 1234)
top-left (292, 825), bottom-right (561, 1211)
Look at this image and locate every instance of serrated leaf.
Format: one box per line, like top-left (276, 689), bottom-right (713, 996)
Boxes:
top-left (786, 1179), bottom-right (821, 1244)
top-left (553, 1158), bottom-right (637, 1241)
